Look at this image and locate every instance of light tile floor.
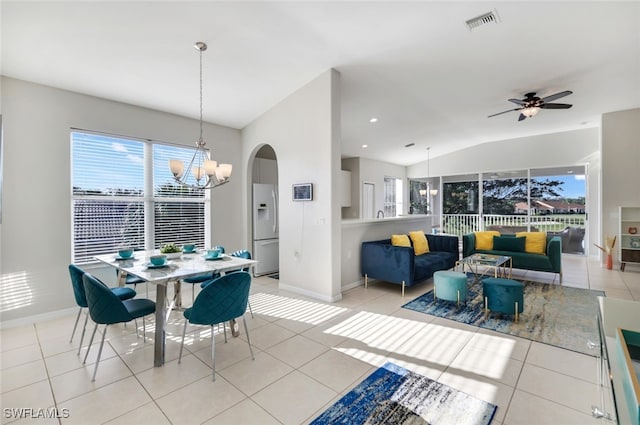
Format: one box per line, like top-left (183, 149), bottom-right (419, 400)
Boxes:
top-left (1, 256), bottom-right (639, 425)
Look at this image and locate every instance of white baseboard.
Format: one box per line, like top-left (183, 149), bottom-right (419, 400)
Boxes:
top-left (0, 306), bottom-right (78, 330)
top-left (278, 281), bottom-right (343, 303)
top-left (341, 279), bottom-right (366, 292)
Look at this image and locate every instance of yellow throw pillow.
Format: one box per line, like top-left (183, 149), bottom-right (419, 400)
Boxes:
top-left (391, 234), bottom-right (411, 248)
top-left (516, 231), bottom-right (547, 254)
top-left (409, 230), bottom-right (430, 255)
top-left (474, 231), bottom-right (500, 250)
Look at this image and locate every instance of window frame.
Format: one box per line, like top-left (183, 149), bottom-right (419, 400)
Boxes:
top-left (71, 130), bottom-right (210, 264)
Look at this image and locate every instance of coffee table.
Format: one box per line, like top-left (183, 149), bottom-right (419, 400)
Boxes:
top-left (457, 253), bottom-right (512, 284)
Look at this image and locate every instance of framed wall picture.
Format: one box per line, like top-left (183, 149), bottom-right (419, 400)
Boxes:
top-left (292, 183), bottom-right (313, 201)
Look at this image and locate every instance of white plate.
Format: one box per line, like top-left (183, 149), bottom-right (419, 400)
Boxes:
top-left (202, 254), bottom-right (224, 261)
top-left (115, 255), bottom-right (135, 260)
top-left (146, 261), bottom-right (171, 269)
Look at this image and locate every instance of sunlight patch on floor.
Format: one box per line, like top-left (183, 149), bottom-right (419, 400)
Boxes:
top-left (324, 311), bottom-right (425, 352)
top-left (248, 292), bottom-right (348, 325)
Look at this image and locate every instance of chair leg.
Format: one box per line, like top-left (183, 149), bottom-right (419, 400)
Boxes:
top-left (223, 323), bottom-right (227, 343)
top-left (142, 316), bottom-right (146, 343)
top-left (211, 325), bottom-right (216, 382)
top-left (91, 325), bottom-right (108, 382)
top-left (242, 316), bottom-right (255, 361)
top-left (76, 311), bottom-right (90, 355)
top-left (248, 300), bottom-right (254, 319)
top-left (178, 318), bottom-right (188, 364)
top-left (135, 319), bottom-right (139, 338)
top-left (70, 308), bottom-right (82, 343)
top-left (83, 323), bottom-right (98, 364)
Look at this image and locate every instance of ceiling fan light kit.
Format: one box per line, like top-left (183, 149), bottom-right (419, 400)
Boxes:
top-left (489, 90), bottom-right (573, 121)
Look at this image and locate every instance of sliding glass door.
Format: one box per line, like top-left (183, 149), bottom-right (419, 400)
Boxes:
top-left (438, 166), bottom-right (586, 255)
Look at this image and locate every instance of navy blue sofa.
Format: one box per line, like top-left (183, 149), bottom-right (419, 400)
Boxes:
top-left (361, 234), bottom-right (459, 295)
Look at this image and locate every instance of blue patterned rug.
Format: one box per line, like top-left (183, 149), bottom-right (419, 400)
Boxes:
top-left (402, 279), bottom-right (604, 356)
top-left (311, 362), bottom-right (496, 425)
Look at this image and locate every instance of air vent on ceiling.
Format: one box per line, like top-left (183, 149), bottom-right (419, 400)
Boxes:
top-left (404, 142), bottom-right (415, 148)
top-left (466, 9), bottom-right (500, 31)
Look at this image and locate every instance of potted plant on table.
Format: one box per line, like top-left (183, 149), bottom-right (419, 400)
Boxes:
top-left (160, 243), bottom-right (182, 259)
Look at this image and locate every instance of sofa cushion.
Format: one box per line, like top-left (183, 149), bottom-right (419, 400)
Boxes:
top-left (475, 231), bottom-right (500, 250)
top-left (391, 234), bottom-right (411, 247)
top-left (409, 230), bottom-right (430, 255)
top-left (516, 231), bottom-right (547, 254)
top-left (475, 249), bottom-right (552, 270)
top-left (493, 235), bottom-right (526, 252)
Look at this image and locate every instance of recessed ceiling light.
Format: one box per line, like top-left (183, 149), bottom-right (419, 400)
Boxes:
top-left (361, 144), bottom-right (368, 148)
top-left (369, 118), bottom-right (378, 123)
top-left (567, 170), bottom-right (574, 174)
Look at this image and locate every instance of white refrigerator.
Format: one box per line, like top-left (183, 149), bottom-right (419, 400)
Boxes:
top-left (252, 183), bottom-right (279, 276)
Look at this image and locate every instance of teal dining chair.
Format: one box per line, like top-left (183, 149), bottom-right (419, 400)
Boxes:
top-left (178, 271), bottom-right (254, 381)
top-left (68, 264), bottom-right (136, 356)
top-left (184, 245), bottom-right (225, 303)
top-left (83, 273), bottom-right (156, 381)
top-left (201, 249), bottom-right (254, 318)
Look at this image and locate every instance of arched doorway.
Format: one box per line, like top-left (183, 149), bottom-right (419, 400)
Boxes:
top-left (250, 145), bottom-right (279, 276)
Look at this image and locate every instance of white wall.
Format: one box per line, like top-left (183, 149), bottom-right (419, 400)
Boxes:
top-left (602, 108), bottom-right (640, 268)
top-left (241, 70), bottom-right (342, 302)
top-left (0, 77), bottom-right (243, 321)
top-left (359, 157), bottom-right (408, 216)
top-left (407, 128), bottom-right (601, 256)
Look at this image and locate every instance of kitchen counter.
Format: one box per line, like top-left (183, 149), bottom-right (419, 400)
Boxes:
top-left (342, 214), bottom-right (431, 227)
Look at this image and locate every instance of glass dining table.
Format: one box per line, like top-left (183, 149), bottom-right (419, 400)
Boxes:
top-left (94, 249), bottom-right (258, 367)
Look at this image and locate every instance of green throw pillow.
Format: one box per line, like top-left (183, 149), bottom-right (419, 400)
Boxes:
top-left (493, 235), bottom-right (526, 252)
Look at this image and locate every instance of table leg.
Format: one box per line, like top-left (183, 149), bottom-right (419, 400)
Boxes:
top-left (117, 271), bottom-right (127, 287)
top-left (173, 281), bottom-right (183, 310)
top-left (231, 319), bottom-right (239, 337)
top-left (154, 284), bottom-right (167, 367)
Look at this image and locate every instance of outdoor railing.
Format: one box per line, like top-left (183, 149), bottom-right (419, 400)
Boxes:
top-left (442, 214), bottom-right (585, 239)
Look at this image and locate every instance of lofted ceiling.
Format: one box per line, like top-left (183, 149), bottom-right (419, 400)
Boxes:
top-left (2, 1), bottom-right (639, 166)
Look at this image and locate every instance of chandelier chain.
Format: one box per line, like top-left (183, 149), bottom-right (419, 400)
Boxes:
top-left (199, 45), bottom-right (204, 145)
top-left (168, 41), bottom-right (232, 190)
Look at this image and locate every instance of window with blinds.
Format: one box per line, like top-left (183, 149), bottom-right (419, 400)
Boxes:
top-left (71, 131), bottom-right (208, 264)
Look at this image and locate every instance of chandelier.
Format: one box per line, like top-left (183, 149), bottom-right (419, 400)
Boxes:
top-left (169, 42), bottom-right (232, 190)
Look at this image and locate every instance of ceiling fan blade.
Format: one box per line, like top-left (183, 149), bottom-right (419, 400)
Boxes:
top-left (540, 103), bottom-right (573, 109)
top-left (488, 108), bottom-right (521, 118)
top-left (540, 90), bottom-right (572, 103)
top-left (508, 98), bottom-right (526, 105)
top-left (518, 113), bottom-right (527, 121)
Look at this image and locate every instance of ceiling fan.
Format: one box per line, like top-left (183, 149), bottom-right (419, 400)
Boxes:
top-left (488, 90), bottom-right (573, 121)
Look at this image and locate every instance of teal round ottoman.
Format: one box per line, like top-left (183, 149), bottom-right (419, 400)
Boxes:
top-left (433, 270), bottom-right (468, 307)
top-left (482, 278), bottom-right (524, 322)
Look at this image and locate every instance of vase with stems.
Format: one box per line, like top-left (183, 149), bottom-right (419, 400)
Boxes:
top-left (594, 236), bottom-right (616, 270)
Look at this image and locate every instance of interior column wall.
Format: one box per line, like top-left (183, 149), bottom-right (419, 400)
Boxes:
top-left (241, 69), bottom-right (342, 302)
top-left (601, 108), bottom-right (640, 268)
